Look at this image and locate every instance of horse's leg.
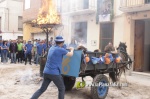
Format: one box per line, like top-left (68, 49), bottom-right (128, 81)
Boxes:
top-left (123, 68), bottom-right (128, 84)
top-left (108, 76), bottom-right (111, 83)
top-left (117, 67), bottom-right (124, 89)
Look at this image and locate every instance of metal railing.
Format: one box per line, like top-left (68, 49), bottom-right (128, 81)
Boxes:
top-left (120, 0), bottom-right (150, 7)
top-left (61, 0), bottom-right (96, 13)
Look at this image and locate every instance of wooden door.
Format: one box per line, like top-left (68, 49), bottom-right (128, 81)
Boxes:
top-left (134, 20), bottom-right (145, 71)
top-left (100, 23), bottom-right (114, 52)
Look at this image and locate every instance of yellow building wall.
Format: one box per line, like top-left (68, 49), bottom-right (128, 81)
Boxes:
top-left (23, 23), bottom-right (42, 41)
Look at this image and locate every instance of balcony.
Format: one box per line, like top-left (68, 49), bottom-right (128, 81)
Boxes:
top-left (61, 0), bottom-right (96, 16)
top-left (119, 0), bottom-right (150, 12)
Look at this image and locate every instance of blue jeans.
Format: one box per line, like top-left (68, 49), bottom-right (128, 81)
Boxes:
top-left (25, 53), bottom-right (32, 64)
top-left (2, 51), bottom-right (8, 63)
top-left (11, 52), bottom-right (16, 63)
top-left (31, 74), bottom-right (65, 99)
top-left (36, 54), bottom-right (42, 65)
top-left (0, 51), bottom-right (3, 62)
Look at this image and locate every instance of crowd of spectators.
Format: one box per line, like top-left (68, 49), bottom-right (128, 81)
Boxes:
top-left (0, 37), bottom-right (54, 65)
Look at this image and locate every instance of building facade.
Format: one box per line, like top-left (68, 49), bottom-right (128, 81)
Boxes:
top-left (23, 0), bottom-right (59, 41)
top-left (118, 0), bottom-right (150, 72)
top-left (23, 0), bottom-right (150, 72)
top-left (0, 0), bottom-right (23, 40)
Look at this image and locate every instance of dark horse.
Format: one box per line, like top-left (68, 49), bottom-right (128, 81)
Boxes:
top-left (109, 42), bottom-right (132, 85)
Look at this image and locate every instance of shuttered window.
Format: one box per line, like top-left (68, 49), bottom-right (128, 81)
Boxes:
top-left (145, 0), bottom-right (150, 4)
top-left (83, 0), bottom-right (89, 9)
top-left (18, 16), bottom-right (23, 31)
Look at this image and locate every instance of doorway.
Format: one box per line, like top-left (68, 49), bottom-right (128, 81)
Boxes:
top-left (134, 20), bottom-right (150, 72)
top-left (100, 23), bottom-right (114, 51)
top-left (18, 36), bottom-right (23, 40)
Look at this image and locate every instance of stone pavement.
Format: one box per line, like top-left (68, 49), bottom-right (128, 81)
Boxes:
top-left (0, 62), bottom-right (150, 99)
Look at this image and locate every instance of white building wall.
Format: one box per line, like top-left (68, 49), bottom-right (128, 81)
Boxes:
top-left (113, 0), bottom-right (125, 48)
top-left (87, 15), bottom-right (99, 51)
top-left (7, 0), bottom-right (23, 32)
top-left (63, 14), bottom-right (99, 51)
top-left (0, 0), bottom-right (23, 40)
top-left (62, 0), bottom-right (127, 51)
top-left (0, 0), bottom-right (7, 7)
top-left (1, 32), bottom-right (23, 40)
top-left (113, 15), bottom-right (125, 47)
top-left (0, 1), bottom-right (8, 31)
top-left (114, 0), bottom-right (123, 16)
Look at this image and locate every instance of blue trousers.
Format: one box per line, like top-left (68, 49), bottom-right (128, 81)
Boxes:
top-left (36, 54), bottom-right (42, 65)
top-left (25, 53), bottom-right (32, 64)
top-left (2, 51), bottom-right (8, 63)
top-left (31, 74), bottom-right (65, 99)
top-left (0, 51), bottom-right (3, 62)
top-left (11, 52), bottom-right (16, 63)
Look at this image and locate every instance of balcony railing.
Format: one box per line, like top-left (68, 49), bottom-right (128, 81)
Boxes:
top-left (120, 0), bottom-right (150, 12)
top-left (61, 0), bottom-right (96, 15)
top-left (120, 0), bottom-right (150, 7)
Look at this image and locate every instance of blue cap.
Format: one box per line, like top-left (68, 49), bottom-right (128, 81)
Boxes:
top-left (55, 36), bottom-right (64, 42)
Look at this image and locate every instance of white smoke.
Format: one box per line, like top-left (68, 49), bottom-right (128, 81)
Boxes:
top-left (51, 0), bottom-right (94, 49)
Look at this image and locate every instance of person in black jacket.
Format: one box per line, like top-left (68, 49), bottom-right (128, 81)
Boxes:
top-left (9, 40), bottom-right (18, 63)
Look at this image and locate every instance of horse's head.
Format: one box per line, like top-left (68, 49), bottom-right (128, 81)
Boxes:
top-left (117, 42), bottom-right (127, 52)
top-left (77, 45), bottom-right (87, 54)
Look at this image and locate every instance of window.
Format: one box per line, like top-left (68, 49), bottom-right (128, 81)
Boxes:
top-left (100, 23), bottom-right (114, 51)
top-left (18, 16), bottom-right (23, 31)
top-left (18, 36), bottom-right (23, 40)
top-left (145, 0), bottom-right (150, 4)
top-left (73, 22), bottom-right (87, 45)
top-left (25, 0), bottom-right (30, 9)
top-left (83, 0), bottom-right (89, 9)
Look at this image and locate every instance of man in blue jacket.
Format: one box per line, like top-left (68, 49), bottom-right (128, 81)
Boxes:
top-left (31, 36), bottom-right (74, 99)
top-left (36, 40), bottom-right (44, 66)
top-left (24, 40), bottom-right (33, 65)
